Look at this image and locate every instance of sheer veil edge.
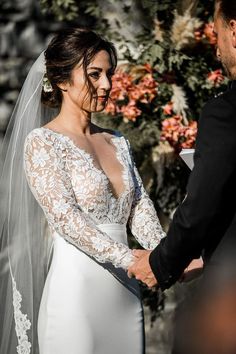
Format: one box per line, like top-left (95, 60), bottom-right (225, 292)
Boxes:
top-left (0, 52), bottom-right (56, 354)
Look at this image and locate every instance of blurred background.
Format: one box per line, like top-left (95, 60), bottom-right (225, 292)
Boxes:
top-left (0, 0), bottom-right (228, 352)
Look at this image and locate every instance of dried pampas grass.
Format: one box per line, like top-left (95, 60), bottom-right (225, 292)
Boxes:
top-left (171, 84), bottom-right (189, 123)
top-left (171, 9), bottom-right (202, 50)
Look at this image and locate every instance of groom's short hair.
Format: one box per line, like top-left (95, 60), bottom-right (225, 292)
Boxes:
top-left (216, 0), bottom-right (236, 23)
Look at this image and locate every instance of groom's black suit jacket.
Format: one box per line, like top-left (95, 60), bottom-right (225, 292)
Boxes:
top-left (150, 81), bottom-right (236, 291)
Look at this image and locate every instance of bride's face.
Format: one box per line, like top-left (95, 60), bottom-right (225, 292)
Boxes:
top-left (60, 50), bottom-right (114, 113)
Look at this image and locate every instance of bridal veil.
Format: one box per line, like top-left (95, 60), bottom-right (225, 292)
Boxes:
top-left (0, 52), bottom-right (56, 354)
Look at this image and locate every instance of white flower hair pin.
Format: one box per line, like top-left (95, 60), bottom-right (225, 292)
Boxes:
top-left (43, 75), bottom-right (53, 93)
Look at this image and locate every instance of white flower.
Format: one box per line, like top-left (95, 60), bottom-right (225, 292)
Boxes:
top-left (42, 77), bottom-right (53, 93)
top-left (32, 148), bottom-right (50, 168)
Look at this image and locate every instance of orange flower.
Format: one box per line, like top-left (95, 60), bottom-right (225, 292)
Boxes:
top-left (109, 71), bottom-right (133, 101)
top-left (128, 86), bottom-right (144, 102)
top-left (161, 116), bottom-right (197, 152)
top-left (105, 66), bottom-right (158, 122)
top-left (181, 121), bottom-right (198, 148)
top-left (105, 100), bottom-right (119, 116)
top-left (128, 74), bottom-right (158, 103)
top-left (204, 22), bottom-right (217, 45)
top-left (143, 63), bottom-right (153, 73)
top-left (194, 29), bottom-right (203, 42)
top-left (194, 22), bottom-right (217, 45)
top-left (207, 69), bottom-right (225, 87)
top-left (162, 102), bottom-right (173, 115)
top-left (121, 101), bottom-right (142, 122)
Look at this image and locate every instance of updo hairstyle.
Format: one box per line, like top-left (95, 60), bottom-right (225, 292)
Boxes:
top-left (41, 28), bottom-right (117, 108)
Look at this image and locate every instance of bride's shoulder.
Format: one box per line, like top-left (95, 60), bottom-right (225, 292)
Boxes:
top-left (24, 127), bottom-right (54, 148)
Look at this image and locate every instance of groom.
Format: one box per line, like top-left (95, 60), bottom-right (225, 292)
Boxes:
top-left (128, 0), bottom-right (236, 291)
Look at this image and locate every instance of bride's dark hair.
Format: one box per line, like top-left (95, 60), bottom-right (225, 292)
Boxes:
top-left (42, 28), bottom-right (117, 108)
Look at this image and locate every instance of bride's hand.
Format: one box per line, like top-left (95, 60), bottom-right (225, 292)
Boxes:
top-left (127, 250), bottom-right (157, 288)
top-left (179, 258), bottom-right (204, 283)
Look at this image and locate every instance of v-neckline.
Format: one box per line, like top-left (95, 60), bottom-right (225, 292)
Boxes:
top-left (41, 127), bottom-right (128, 201)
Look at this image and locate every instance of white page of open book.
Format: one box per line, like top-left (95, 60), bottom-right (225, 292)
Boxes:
top-left (179, 149), bottom-right (195, 170)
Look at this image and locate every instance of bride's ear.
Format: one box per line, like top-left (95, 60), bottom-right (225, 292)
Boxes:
top-left (57, 83), bottom-right (68, 92)
top-left (229, 20), bottom-right (236, 48)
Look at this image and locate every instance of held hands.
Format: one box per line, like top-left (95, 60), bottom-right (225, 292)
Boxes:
top-left (127, 250), bottom-right (204, 288)
top-left (127, 249), bottom-right (158, 288)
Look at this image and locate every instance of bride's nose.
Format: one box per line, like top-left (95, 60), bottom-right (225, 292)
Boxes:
top-left (99, 74), bottom-right (112, 91)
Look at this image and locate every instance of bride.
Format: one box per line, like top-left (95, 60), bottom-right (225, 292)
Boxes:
top-left (0, 28), bottom-right (166, 354)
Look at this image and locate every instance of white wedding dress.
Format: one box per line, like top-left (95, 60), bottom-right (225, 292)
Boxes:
top-left (23, 127), bottom-right (165, 354)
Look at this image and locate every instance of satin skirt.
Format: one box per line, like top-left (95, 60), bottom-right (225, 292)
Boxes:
top-left (37, 224), bottom-right (144, 354)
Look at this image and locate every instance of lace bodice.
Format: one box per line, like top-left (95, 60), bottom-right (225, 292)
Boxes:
top-left (24, 128), bottom-right (165, 269)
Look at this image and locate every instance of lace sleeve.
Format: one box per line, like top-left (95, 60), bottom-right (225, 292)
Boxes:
top-left (23, 132), bottom-right (134, 269)
top-left (125, 139), bottom-right (166, 249)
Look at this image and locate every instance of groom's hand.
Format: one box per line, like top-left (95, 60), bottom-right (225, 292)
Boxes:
top-left (179, 257), bottom-right (204, 283)
top-left (128, 249), bottom-right (158, 288)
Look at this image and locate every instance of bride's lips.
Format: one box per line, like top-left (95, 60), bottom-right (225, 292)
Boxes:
top-left (94, 96), bottom-right (108, 102)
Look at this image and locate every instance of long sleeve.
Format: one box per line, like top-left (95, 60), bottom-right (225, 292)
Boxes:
top-left (23, 132), bottom-right (134, 269)
top-left (149, 93), bottom-right (236, 290)
top-left (125, 139), bottom-right (166, 249)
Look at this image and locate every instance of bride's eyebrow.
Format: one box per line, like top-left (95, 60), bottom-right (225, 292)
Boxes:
top-left (88, 67), bottom-right (102, 71)
top-left (87, 66), bottom-right (113, 72)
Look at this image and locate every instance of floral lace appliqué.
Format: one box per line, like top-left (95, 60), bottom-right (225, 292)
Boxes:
top-left (11, 275), bottom-right (31, 354)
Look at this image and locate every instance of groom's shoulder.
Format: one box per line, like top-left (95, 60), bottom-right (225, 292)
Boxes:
top-left (202, 88), bottom-right (236, 117)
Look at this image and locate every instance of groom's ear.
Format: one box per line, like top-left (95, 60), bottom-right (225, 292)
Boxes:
top-left (229, 20), bottom-right (236, 48)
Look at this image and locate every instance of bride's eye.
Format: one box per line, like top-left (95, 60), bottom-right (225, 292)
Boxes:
top-left (89, 71), bottom-right (100, 80)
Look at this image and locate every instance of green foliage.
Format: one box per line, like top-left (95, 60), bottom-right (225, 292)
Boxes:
top-left (168, 51), bottom-right (191, 71)
top-left (40, 0), bottom-right (79, 21)
top-left (140, 43), bottom-right (165, 68)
